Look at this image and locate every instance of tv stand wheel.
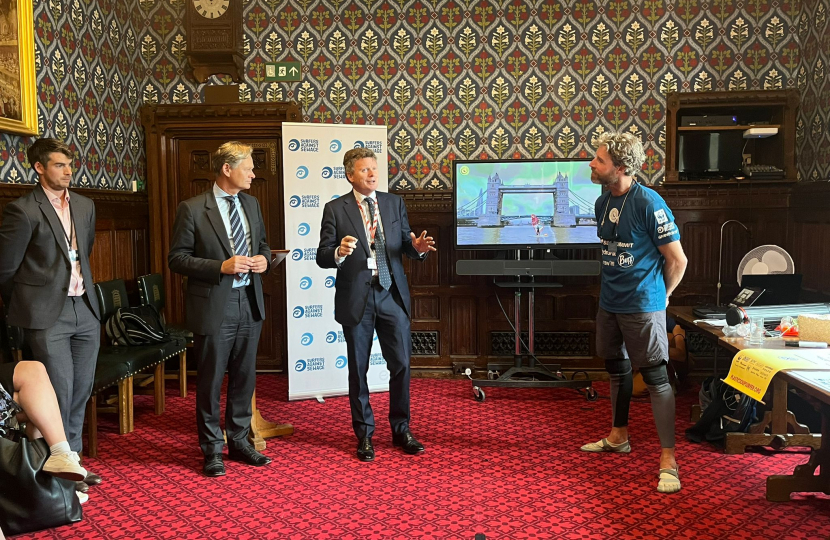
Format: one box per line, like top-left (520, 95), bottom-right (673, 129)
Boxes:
top-left (585, 387), bottom-right (598, 401)
top-left (473, 386), bottom-right (486, 402)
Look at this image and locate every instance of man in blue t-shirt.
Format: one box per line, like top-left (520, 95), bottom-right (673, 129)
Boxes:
top-left (580, 132), bottom-right (688, 494)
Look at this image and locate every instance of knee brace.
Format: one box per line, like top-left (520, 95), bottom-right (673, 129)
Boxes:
top-left (604, 358), bottom-right (632, 376)
top-left (639, 363), bottom-right (669, 386)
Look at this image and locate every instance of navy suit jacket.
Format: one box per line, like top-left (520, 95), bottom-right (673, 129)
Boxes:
top-left (168, 190), bottom-right (271, 336)
top-left (317, 191), bottom-right (424, 327)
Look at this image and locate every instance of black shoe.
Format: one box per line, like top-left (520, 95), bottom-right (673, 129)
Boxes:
top-left (84, 471), bottom-right (103, 486)
top-left (356, 437), bottom-right (375, 462)
top-left (228, 445), bottom-right (271, 466)
top-left (75, 480), bottom-right (89, 493)
top-left (203, 453), bottom-right (226, 477)
top-left (392, 431), bottom-right (425, 455)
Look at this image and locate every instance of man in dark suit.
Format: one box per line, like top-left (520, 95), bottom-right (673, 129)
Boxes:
top-left (168, 141), bottom-right (272, 477)
top-left (317, 147), bottom-right (436, 462)
top-left (0, 138), bottom-right (103, 495)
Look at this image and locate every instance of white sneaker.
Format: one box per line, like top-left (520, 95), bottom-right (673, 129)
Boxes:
top-left (75, 491), bottom-right (89, 504)
top-left (43, 452), bottom-right (88, 482)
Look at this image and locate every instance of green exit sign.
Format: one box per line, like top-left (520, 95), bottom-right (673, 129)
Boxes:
top-left (265, 62), bottom-right (302, 82)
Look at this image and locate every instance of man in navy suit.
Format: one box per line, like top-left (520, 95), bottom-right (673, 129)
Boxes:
top-left (317, 147), bottom-right (436, 462)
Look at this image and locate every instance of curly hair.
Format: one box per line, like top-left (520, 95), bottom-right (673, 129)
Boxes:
top-left (211, 141), bottom-right (253, 175)
top-left (343, 147), bottom-right (377, 176)
top-left (595, 132), bottom-right (645, 176)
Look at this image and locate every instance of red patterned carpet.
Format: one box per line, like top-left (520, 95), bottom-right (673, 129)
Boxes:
top-left (11, 376), bottom-right (830, 540)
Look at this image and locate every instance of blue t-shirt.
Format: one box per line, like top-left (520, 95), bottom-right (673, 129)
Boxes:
top-left (595, 181), bottom-right (680, 313)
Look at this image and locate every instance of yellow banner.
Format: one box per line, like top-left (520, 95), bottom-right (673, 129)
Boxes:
top-left (724, 349), bottom-right (830, 402)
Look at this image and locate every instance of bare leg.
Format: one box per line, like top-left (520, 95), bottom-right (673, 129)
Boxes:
top-left (12, 361), bottom-right (68, 447)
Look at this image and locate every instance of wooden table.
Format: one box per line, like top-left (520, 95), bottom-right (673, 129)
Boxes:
top-left (765, 370), bottom-right (830, 501)
top-left (668, 306), bottom-right (821, 455)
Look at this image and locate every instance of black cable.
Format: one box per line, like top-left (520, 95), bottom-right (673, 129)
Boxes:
top-left (491, 278), bottom-right (597, 398)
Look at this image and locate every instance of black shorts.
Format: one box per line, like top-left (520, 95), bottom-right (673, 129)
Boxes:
top-left (0, 361), bottom-right (16, 394)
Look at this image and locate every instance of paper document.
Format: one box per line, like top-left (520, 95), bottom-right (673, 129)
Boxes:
top-left (724, 349), bottom-right (830, 402)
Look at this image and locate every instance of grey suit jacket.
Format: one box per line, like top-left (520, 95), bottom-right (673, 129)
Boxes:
top-left (168, 190), bottom-right (271, 336)
top-left (316, 191), bottom-right (424, 327)
top-left (0, 184), bottom-right (101, 329)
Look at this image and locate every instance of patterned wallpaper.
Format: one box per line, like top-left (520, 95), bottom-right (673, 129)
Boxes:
top-left (0, 0), bottom-right (144, 190)
top-left (0, 0), bottom-right (827, 190)
top-left (796, 0), bottom-right (830, 181)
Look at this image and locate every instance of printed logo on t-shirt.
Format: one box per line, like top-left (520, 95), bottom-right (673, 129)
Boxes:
top-left (609, 207), bottom-right (620, 223)
top-left (653, 209), bottom-right (668, 224)
top-left (618, 251), bottom-right (634, 268)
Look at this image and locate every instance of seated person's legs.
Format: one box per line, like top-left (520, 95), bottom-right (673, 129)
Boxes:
top-left (11, 361), bottom-right (87, 482)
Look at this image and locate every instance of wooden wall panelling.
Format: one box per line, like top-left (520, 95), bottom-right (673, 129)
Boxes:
top-left (0, 185), bottom-right (150, 305)
top-left (789, 182), bottom-right (830, 299)
top-left (141, 102), bottom-right (300, 370)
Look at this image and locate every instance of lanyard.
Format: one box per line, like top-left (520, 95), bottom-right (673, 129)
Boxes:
top-left (59, 200), bottom-right (76, 251)
top-left (599, 180), bottom-right (637, 241)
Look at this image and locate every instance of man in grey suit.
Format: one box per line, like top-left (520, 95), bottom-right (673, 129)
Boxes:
top-left (0, 138), bottom-right (102, 495)
top-left (317, 147), bottom-right (436, 462)
top-left (168, 141), bottom-right (272, 477)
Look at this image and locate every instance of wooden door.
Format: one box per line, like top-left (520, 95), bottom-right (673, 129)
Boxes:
top-left (174, 138), bottom-right (287, 370)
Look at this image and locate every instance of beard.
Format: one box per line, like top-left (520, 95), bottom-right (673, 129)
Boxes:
top-left (590, 170), bottom-right (619, 186)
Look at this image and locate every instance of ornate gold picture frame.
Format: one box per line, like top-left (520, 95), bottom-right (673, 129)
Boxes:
top-left (0, 0), bottom-right (37, 135)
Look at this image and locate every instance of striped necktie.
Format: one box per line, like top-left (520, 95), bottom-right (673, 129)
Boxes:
top-left (365, 198), bottom-right (392, 290)
top-left (225, 196), bottom-right (249, 279)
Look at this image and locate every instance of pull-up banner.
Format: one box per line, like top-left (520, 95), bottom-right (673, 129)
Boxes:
top-left (282, 123), bottom-right (390, 401)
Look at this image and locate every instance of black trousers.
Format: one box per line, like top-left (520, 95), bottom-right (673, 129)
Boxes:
top-left (193, 286), bottom-right (262, 455)
top-left (342, 280), bottom-right (412, 440)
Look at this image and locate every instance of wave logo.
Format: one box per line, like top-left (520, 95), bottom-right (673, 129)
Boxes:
top-left (373, 333), bottom-right (379, 341)
top-left (324, 276), bottom-right (336, 288)
top-left (288, 139), bottom-right (300, 152)
top-left (299, 277), bottom-right (312, 290)
top-left (321, 166), bottom-right (333, 179)
top-left (331, 194), bottom-right (340, 200)
top-left (292, 306), bottom-right (305, 318)
top-left (329, 140), bottom-right (342, 152)
top-left (297, 223), bottom-right (310, 236)
top-left (326, 331), bottom-right (338, 343)
top-left (353, 141), bottom-right (365, 148)
top-left (335, 356), bottom-right (348, 369)
top-left (301, 333), bottom-right (313, 346)
top-left (378, 369), bottom-right (390, 382)
top-left (291, 249), bottom-right (303, 261)
top-left (294, 359), bottom-right (307, 372)
top-left (289, 195), bottom-right (302, 208)
top-left (296, 166), bottom-right (309, 179)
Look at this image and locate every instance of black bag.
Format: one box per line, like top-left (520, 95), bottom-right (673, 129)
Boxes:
top-left (685, 376), bottom-right (758, 446)
top-left (0, 430), bottom-right (83, 535)
top-left (106, 304), bottom-right (169, 346)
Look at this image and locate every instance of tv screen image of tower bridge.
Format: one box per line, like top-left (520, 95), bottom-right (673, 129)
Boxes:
top-left (456, 160), bottom-right (601, 247)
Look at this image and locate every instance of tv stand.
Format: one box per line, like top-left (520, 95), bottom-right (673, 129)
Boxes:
top-left (467, 279), bottom-right (597, 402)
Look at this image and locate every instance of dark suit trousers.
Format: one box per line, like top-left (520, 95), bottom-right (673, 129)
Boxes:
top-left (193, 286), bottom-right (262, 455)
top-left (25, 295), bottom-right (100, 453)
top-left (343, 280), bottom-right (412, 440)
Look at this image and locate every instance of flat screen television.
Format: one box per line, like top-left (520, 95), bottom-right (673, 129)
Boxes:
top-left (453, 158), bottom-right (602, 250)
top-left (678, 131), bottom-right (743, 178)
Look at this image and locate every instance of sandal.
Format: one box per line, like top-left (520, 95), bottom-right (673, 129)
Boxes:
top-left (580, 438), bottom-right (631, 453)
top-left (657, 467), bottom-right (681, 493)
